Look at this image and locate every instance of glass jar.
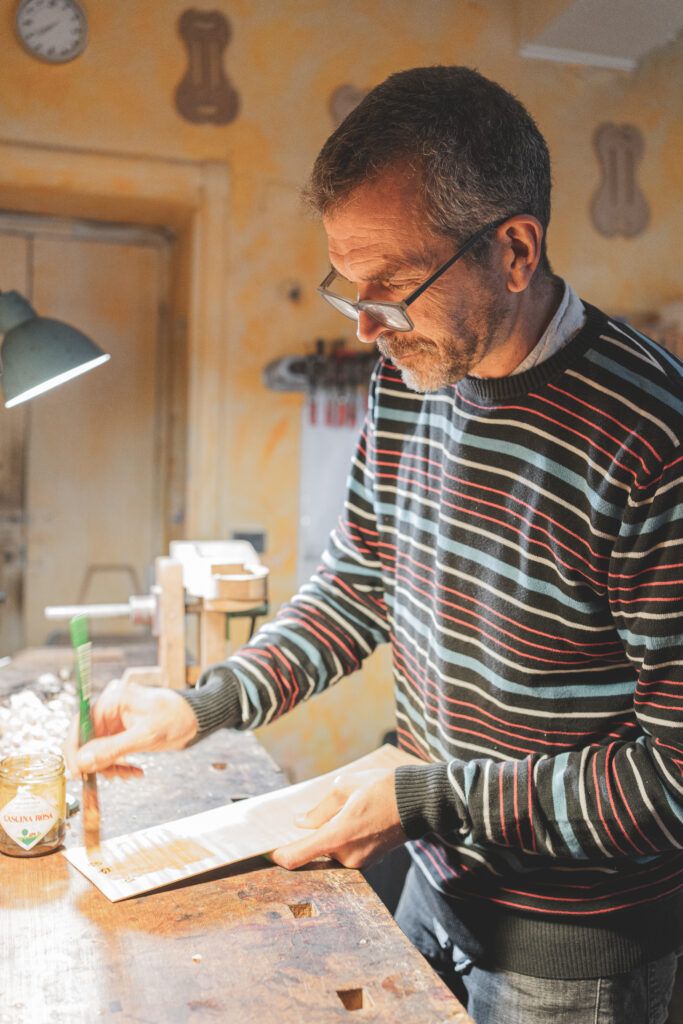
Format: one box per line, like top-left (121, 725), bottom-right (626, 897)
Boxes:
top-left (0, 753), bottom-right (66, 856)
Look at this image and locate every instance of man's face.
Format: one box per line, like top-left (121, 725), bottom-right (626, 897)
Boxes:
top-left (323, 169), bottom-right (514, 392)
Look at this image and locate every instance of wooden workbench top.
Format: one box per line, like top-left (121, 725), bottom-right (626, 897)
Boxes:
top-left (0, 645), bottom-right (474, 1023)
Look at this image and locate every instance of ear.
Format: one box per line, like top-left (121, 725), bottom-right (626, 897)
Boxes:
top-left (496, 215), bottom-right (545, 293)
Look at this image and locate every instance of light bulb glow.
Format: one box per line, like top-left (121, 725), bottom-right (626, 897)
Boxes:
top-left (4, 353), bottom-right (110, 408)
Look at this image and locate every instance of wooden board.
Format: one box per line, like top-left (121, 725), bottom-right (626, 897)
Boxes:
top-left (64, 745), bottom-right (418, 901)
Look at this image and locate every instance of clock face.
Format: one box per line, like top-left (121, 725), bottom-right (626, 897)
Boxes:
top-left (16, 0), bottom-right (88, 64)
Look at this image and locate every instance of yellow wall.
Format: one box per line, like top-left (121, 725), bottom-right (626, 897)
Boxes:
top-left (2, 0), bottom-right (681, 780)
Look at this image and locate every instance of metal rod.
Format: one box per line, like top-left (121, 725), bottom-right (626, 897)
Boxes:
top-left (44, 603), bottom-right (133, 620)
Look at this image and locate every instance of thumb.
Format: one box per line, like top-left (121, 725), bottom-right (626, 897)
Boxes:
top-left (294, 788), bottom-right (348, 829)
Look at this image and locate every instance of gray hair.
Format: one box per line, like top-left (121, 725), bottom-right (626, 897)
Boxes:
top-left (306, 66), bottom-right (552, 273)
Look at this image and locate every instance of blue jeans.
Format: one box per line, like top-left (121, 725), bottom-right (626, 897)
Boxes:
top-left (394, 866), bottom-right (680, 1024)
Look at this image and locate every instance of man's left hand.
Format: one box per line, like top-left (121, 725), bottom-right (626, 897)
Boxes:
top-left (271, 768), bottom-right (406, 870)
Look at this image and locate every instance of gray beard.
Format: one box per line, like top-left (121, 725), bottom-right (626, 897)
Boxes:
top-left (376, 291), bottom-right (508, 392)
top-left (377, 330), bottom-right (480, 393)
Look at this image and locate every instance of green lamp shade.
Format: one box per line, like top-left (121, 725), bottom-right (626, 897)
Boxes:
top-left (0, 290), bottom-right (110, 408)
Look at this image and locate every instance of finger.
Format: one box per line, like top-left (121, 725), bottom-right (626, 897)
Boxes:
top-left (271, 826), bottom-right (337, 870)
top-left (99, 763), bottom-right (144, 780)
top-left (295, 789), bottom-right (348, 829)
top-left (88, 677), bottom-right (128, 732)
top-left (75, 726), bottom-right (151, 774)
top-left (292, 769), bottom-right (383, 829)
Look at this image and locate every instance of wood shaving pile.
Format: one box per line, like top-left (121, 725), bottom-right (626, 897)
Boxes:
top-left (0, 674), bottom-right (78, 760)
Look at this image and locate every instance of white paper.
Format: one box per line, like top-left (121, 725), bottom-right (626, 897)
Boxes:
top-left (296, 399), bottom-right (362, 587)
top-left (63, 744), bottom-right (417, 902)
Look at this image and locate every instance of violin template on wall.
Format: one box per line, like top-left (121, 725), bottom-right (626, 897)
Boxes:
top-left (175, 8), bottom-right (240, 125)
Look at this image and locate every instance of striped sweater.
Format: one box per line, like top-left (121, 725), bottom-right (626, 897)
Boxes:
top-left (185, 302), bottom-right (683, 967)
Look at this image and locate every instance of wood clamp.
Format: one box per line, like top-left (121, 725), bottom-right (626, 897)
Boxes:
top-left (44, 541), bottom-right (269, 689)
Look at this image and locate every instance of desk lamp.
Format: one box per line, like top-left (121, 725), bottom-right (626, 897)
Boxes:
top-left (0, 290), bottom-right (110, 408)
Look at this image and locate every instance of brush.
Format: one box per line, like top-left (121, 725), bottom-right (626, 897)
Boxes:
top-left (70, 614), bottom-right (101, 849)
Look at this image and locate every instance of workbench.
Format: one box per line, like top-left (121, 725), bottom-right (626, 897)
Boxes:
top-left (0, 645), bottom-right (474, 1023)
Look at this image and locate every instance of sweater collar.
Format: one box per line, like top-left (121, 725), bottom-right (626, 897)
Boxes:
top-left (454, 301), bottom-right (606, 404)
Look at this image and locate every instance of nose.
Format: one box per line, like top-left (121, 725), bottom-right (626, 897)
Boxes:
top-left (356, 310), bottom-right (386, 346)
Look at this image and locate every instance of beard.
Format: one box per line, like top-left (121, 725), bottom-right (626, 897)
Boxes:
top-left (376, 286), bottom-right (509, 393)
top-left (377, 331), bottom-right (475, 392)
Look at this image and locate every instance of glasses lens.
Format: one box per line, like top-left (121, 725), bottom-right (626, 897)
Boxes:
top-left (361, 302), bottom-right (412, 332)
top-left (318, 288), bottom-right (413, 332)
top-left (319, 292), bottom-right (360, 322)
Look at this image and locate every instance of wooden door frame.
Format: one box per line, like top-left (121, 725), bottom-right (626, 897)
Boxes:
top-left (0, 141), bottom-right (230, 540)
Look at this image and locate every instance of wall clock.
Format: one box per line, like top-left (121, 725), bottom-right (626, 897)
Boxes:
top-left (15, 0), bottom-right (88, 64)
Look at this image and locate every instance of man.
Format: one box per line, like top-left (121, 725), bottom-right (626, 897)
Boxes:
top-left (65, 67), bottom-right (682, 1023)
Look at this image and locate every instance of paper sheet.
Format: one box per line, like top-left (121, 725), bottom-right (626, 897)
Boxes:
top-left (63, 744), bottom-right (418, 902)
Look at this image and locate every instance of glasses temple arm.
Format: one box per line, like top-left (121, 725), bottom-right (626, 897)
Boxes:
top-left (405, 216), bottom-right (510, 307)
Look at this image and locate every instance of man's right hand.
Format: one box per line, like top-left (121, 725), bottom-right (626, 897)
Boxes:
top-left (63, 676), bottom-right (198, 779)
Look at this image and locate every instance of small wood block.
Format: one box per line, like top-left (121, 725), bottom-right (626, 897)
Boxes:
top-left (121, 666), bottom-right (166, 688)
top-left (155, 557), bottom-right (186, 690)
top-left (198, 608), bottom-right (227, 668)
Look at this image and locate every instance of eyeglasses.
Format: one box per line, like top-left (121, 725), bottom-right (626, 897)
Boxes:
top-left (317, 216), bottom-right (510, 334)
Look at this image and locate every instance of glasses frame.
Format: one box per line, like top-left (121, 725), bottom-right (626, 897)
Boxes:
top-left (317, 215), bottom-right (511, 333)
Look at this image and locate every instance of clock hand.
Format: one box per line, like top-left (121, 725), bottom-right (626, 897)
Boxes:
top-left (33, 21), bottom-right (60, 37)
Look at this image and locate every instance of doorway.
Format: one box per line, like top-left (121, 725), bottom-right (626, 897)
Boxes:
top-left (0, 212), bottom-right (178, 652)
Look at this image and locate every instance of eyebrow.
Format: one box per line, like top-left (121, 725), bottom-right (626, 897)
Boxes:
top-left (333, 251), bottom-right (434, 284)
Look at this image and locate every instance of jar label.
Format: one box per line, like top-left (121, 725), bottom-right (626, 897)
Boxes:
top-left (0, 788), bottom-right (58, 851)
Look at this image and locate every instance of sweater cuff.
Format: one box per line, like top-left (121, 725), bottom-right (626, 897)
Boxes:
top-left (395, 762), bottom-right (460, 839)
top-left (179, 664), bottom-right (243, 737)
